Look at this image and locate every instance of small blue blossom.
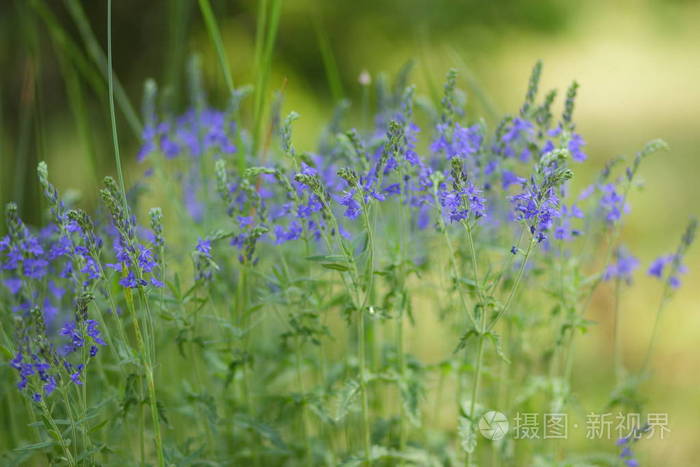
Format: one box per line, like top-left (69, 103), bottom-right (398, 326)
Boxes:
top-left (500, 118), bottom-right (535, 161)
top-left (137, 245), bottom-right (157, 273)
top-left (86, 320), bottom-right (106, 346)
top-left (511, 178), bottom-right (562, 242)
top-left (648, 254), bottom-right (687, 289)
top-left (502, 170), bottom-right (525, 190)
top-left (70, 364), bottom-right (84, 385)
top-left (119, 270), bottom-right (147, 289)
top-left (3, 277), bottom-right (22, 294)
top-left (274, 221), bottom-right (303, 244)
top-left (60, 321), bottom-right (84, 352)
top-left (599, 183), bottom-right (627, 223)
top-left (568, 132), bottom-right (587, 162)
top-left (43, 376), bottom-right (57, 395)
top-left (196, 238), bottom-right (212, 256)
top-left (339, 191), bottom-right (361, 220)
top-left (431, 123), bottom-right (483, 160)
top-left (604, 248), bottom-right (639, 283)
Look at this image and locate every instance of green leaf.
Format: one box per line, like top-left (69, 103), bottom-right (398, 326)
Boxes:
top-left (235, 415), bottom-right (287, 451)
top-left (0, 343), bottom-right (13, 360)
top-left (306, 254), bottom-right (347, 263)
top-left (332, 379), bottom-right (360, 422)
top-left (75, 443), bottom-right (106, 463)
top-left (352, 230), bottom-right (369, 255)
top-left (458, 416), bottom-right (477, 454)
top-left (455, 328), bottom-right (480, 353)
top-left (399, 377), bottom-right (422, 427)
top-left (14, 440), bottom-right (55, 452)
top-left (485, 332), bottom-right (510, 364)
top-left (321, 262), bottom-right (350, 272)
top-left (89, 418), bottom-right (109, 434)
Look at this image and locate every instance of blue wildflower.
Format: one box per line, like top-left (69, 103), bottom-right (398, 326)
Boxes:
top-left (500, 118), bottom-right (535, 161)
top-left (339, 191), bottom-right (361, 220)
top-left (70, 364), bottom-right (84, 385)
top-left (3, 277), bottom-right (22, 294)
top-left (60, 321), bottom-right (84, 351)
top-left (274, 221), bottom-right (303, 244)
top-left (196, 238), bottom-right (212, 256)
top-left (568, 132), bottom-right (587, 162)
top-left (511, 183), bottom-right (561, 242)
top-left (43, 376), bottom-right (57, 395)
top-left (648, 255), bottom-right (671, 278)
top-left (119, 270), bottom-right (147, 289)
top-left (86, 320), bottom-right (106, 346)
top-left (648, 254), bottom-right (687, 289)
top-left (502, 170), bottom-right (525, 190)
top-left (599, 183), bottom-right (626, 223)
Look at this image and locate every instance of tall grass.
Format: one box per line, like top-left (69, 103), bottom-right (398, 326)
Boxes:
top-left (0, 3), bottom-right (696, 467)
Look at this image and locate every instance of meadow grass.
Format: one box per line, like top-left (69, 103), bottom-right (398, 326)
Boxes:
top-left (0, 3), bottom-right (696, 467)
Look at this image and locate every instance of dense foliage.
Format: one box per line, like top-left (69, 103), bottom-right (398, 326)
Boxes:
top-left (1, 53), bottom-right (696, 466)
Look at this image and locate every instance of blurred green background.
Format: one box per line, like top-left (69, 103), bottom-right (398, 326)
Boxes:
top-left (1, 0), bottom-right (698, 464)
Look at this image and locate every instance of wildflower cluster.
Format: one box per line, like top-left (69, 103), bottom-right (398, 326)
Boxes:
top-left (1, 61), bottom-right (695, 467)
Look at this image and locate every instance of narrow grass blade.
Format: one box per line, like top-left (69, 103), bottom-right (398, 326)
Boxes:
top-left (252, 0), bottom-right (282, 157)
top-left (106, 0), bottom-right (128, 205)
top-left (198, 0), bottom-right (235, 94)
top-left (164, 0), bottom-right (192, 107)
top-left (313, 13), bottom-right (344, 102)
top-left (55, 42), bottom-right (100, 183)
top-left (30, 0), bottom-right (107, 107)
top-left (64, 0), bottom-right (142, 137)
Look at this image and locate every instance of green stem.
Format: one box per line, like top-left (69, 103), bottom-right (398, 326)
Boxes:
top-left (78, 344), bottom-right (90, 459)
top-left (294, 338), bottom-right (312, 466)
top-left (462, 221), bottom-right (486, 311)
top-left (139, 389), bottom-right (145, 466)
top-left (463, 219), bottom-right (488, 467)
top-left (238, 266), bottom-right (260, 466)
top-left (562, 172), bottom-right (640, 383)
top-left (106, 0), bottom-right (128, 209)
top-left (60, 390), bottom-right (78, 461)
top-left (430, 187), bottom-right (479, 330)
top-left (315, 197), bottom-right (371, 463)
top-left (41, 400), bottom-right (75, 467)
top-left (358, 308), bottom-right (372, 466)
top-left (612, 277), bottom-right (623, 383)
top-left (467, 334), bottom-right (486, 467)
top-left (641, 283), bottom-right (671, 374)
top-left (125, 289), bottom-right (164, 467)
top-left (397, 309), bottom-right (406, 457)
top-left (487, 234), bottom-right (537, 333)
top-left (197, 0), bottom-right (235, 94)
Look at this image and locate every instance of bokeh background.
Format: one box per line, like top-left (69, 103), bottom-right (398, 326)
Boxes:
top-left (1, 0), bottom-right (698, 464)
